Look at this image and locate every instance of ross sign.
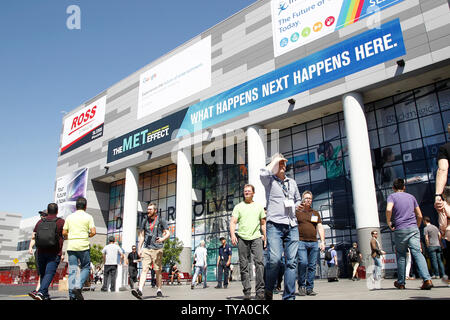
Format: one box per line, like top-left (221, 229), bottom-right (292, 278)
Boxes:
top-left (61, 96), bottom-right (106, 155)
top-left (271, 0), bottom-right (404, 57)
top-left (137, 36), bottom-right (211, 120)
top-left (54, 168), bottom-right (88, 218)
top-left (107, 19), bottom-right (405, 163)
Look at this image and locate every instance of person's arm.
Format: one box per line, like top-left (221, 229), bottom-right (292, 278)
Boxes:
top-left (137, 230), bottom-right (145, 257)
top-left (333, 251), bottom-right (338, 265)
top-left (28, 232), bottom-right (36, 255)
top-left (62, 229), bottom-right (69, 240)
top-left (230, 216), bottom-right (238, 246)
top-left (156, 229), bottom-right (170, 243)
top-left (414, 206), bottom-right (423, 228)
top-left (261, 217), bottom-right (267, 249)
top-left (317, 223), bottom-right (325, 251)
top-left (89, 227), bottom-right (96, 238)
top-left (424, 230), bottom-right (430, 247)
top-left (226, 248), bottom-right (231, 267)
top-left (386, 202), bottom-right (395, 231)
top-left (435, 158), bottom-right (448, 210)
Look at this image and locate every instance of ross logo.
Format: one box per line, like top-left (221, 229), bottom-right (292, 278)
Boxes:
top-left (278, 2), bottom-right (289, 15)
top-left (280, 37), bottom-right (289, 47)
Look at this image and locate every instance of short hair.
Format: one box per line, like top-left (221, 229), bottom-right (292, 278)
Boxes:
top-left (423, 216), bottom-right (431, 223)
top-left (243, 184), bottom-right (255, 193)
top-left (200, 240), bottom-right (205, 246)
top-left (108, 236), bottom-right (115, 243)
top-left (392, 178), bottom-right (405, 191)
top-left (302, 190), bottom-right (313, 199)
top-left (219, 237), bottom-right (225, 241)
top-left (47, 203), bottom-right (58, 215)
top-left (330, 244), bottom-right (335, 248)
top-left (371, 230), bottom-right (378, 236)
top-left (147, 202), bottom-right (158, 210)
top-left (75, 197), bottom-right (87, 210)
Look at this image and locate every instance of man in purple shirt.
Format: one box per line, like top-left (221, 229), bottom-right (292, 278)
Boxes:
top-left (385, 178), bottom-right (433, 290)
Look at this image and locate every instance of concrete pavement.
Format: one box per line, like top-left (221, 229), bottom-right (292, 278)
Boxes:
top-left (1, 277), bottom-right (448, 301)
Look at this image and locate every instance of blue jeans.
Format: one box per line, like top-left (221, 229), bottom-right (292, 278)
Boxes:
top-left (297, 241), bottom-right (319, 291)
top-left (68, 250), bottom-right (91, 298)
top-left (37, 253), bottom-right (61, 298)
top-left (191, 266), bottom-right (207, 287)
top-left (373, 257), bottom-right (382, 280)
top-left (265, 221), bottom-right (298, 300)
top-left (394, 227), bottom-right (431, 285)
top-left (427, 246), bottom-right (446, 277)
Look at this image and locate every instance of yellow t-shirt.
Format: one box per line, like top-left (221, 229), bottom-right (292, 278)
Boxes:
top-left (63, 210), bottom-right (95, 251)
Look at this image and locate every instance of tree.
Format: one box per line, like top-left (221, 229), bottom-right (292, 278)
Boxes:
top-left (26, 255), bottom-right (36, 270)
top-left (162, 237), bottom-right (184, 270)
top-left (90, 244), bottom-right (104, 267)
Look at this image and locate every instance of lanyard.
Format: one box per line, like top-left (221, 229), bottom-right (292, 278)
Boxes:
top-left (275, 176), bottom-right (290, 198)
top-left (148, 217), bottom-right (158, 233)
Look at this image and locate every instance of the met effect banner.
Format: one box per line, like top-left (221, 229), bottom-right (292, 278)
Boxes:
top-left (107, 19), bottom-right (405, 163)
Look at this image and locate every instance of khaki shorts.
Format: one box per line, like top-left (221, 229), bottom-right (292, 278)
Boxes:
top-left (141, 248), bottom-right (163, 272)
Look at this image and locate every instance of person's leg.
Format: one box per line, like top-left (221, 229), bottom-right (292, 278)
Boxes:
top-left (306, 242), bottom-right (319, 291)
top-left (297, 241), bottom-right (307, 291)
top-left (110, 265), bottom-right (117, 292)
top-left (138, 249), bottom-right (151, 291)
top-left (128, 267), bottom-right (136, 289)
top-left (101, 266), bottom-right (110, 291)
top-left (38, 254), bottom-right (60, 298)
top-left (78, 250), bottom-right (91, 289)
top-left (223, 264), bottom-right (230, 287)
top-left (394, 230), bottom-right (408, 285)
top-left (238, 237), bottom-right (252, 296)
top-left (264, 222), bottom-right (283, 294)
top-left (445, 240), bottom-right (450, 277)
top-left (67, 251), bottom-right (78, 299)
top-left (151, 249), bottom-right (164, 290)
top-left (251, 238), bottom-right (265, 298)
top-left (191, 266), bottom-right (200, 287)
top-left (407, 229), bottom-right (431, 281)
top-left (282, 225), bottom-right (299, 300)
top-left (428, 247), bottom-right (439, 277)
top-left (217, 261), bottom-right (224, 287)
top-left (436, 247), bottom-right (446, 277)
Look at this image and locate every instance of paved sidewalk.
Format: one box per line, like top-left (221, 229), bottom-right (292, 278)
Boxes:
top-left (1, 278), bottom-right (449, 301)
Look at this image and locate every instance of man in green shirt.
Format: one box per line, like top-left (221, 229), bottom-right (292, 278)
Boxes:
top-left (230, 184), bottom-right (266, 300)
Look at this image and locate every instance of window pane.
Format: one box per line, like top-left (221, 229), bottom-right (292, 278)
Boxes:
top-left (398, 120), bottom-right (421, 141)
top-left (419, 114), bottom-right (443, 137)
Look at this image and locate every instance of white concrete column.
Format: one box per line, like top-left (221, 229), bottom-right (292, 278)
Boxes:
top-left (343, 92), bottom-right (380, 266)
top-left (176, 146), bottom-right (193, 273)
top-left (247, 126), bottom-right (267, 208)
top-left (118, 166), bottom-right (139, 291)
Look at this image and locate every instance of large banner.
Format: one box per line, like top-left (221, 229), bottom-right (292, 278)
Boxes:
top-left (137, 36), bottom-right (211, 120)
top-left (271, 0), bottom-right (404, 57)
top-left (107, 19), bottom-right (405, 163)
top-left (60, 96), bottom-right (106, 155)
top-left (54, 168), bottom-right (88, 218)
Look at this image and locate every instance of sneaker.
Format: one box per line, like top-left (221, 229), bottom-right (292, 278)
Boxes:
top-left (255, 293), bottom-right (265, 300)
top-left (432, 275), bottom-right (438, 279)
top-left (298, 287), bottom-right (306, 296)
top-left (420, 280), bottom-right (433, 290)
top-left (191, 284), bottom-right (194, 290)
top-left (34, 292), bottom-right (44, 300)
top-left (156, 290), bottom-right (163, 297)
top-left (224, 284), bottom-right (228, 289)
top-left (243, 293), bottom-right (251, 300)
top-left (72, 288), bottom-right (84, 300)
top-left (131, 289), bottom-right (143, 300)
top-left (264, 290), bottom-right (273, 300)
top-left (214, 285), bottom-right (222, 289)
top-left (441, 275), bottom-right (448, 284)
top-left (394, 281), bottom-right (405, 289)
top-left (28, 290), bottom-right (38, 300)
top-left (203, 285), bottom-right (209, 288)
top-left (306, 289), bottom-right (317, 296)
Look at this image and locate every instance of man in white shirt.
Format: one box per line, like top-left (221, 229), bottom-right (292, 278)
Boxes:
top-left (191, 240), bottom-right (208, 289)
top-left (101, 236), bottom-right (125, 292)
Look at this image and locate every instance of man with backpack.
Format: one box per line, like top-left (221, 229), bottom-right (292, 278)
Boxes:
top-left (29, 203), bottom-right (65, 300)
top-left (347, 242), bottom-right (362, 281)
top-left (131, 202), bottom-right (170, 299)
top-left (326, 244), bottom-right (339, 282)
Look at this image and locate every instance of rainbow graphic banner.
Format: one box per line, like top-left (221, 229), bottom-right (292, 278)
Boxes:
top-left (271, 0), bottom-right (404, 57)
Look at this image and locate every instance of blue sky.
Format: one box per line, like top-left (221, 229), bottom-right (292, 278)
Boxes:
top-left (0, 0), bottom-right (256, 219)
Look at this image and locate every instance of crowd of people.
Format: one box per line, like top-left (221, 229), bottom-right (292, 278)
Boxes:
top-left (27, 142), bottom-right (450, 300)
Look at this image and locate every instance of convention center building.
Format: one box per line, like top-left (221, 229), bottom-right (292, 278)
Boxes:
top-left (55, 0), bottom-right (450, 280)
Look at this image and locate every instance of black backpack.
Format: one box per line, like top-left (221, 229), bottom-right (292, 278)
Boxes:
top-left (324, 250), bottom-right (332, 261)
top-left (35, 218), bottom-right (60, 249)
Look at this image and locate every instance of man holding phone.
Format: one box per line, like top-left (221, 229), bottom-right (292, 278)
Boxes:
top-left (132, 202), bottom-right (170, 299)
top-left (295, 191), bottom-right (325, 296)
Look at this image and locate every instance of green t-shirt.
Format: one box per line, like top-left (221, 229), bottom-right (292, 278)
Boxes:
top-left (232, 201), bottom-right (266, 241)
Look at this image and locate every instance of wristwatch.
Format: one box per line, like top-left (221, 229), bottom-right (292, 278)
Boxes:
top-left (435, 194), bottom-right (443, 200)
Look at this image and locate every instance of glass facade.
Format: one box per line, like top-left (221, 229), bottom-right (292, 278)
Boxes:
top-left (107, 79), bottom-right (449, 280)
